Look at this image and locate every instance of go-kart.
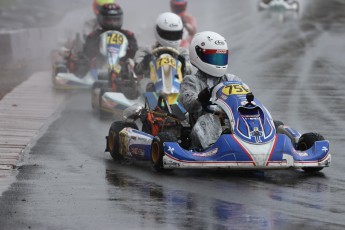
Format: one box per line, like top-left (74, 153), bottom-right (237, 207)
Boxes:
top-left (52, 33), bottom-right (97, 90)
top-left (91, 30), bottom-right (141, 117)
top-left (96, 46), bottom-right (186, 117)
top-left (141, 46), bottom-right (185, 104)
top-left (258, 0), bottom-right (299, 11)
top-left (105, 81), bottom-right (331, 173)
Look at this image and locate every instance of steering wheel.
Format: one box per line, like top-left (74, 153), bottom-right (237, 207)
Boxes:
top-left (151, 46), bottom-right (186, 75)
top-left (151, 46), bottom-right (180, 58)
top-left (200, 83), bottom-right (227, 115)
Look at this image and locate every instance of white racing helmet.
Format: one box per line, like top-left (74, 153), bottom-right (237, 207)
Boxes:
top-left (189, 31), bottom-right (229, 77)
top-left (155, 12), bottom-right (183, 49)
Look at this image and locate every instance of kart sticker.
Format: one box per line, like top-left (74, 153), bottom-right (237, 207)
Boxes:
top-left (250, 127), bottom-right (263, 143)
top-left (109, 63), bottom-right (122, 73)
top-left (167, 146), bottom-right (175, 155)
top-left (119, 130), bottom-right (129, 157)
top-left (192, 148), bottom-right (218, 157)
top-left (163, 161), bottom-right (181, 167)
top-left (107, 33), bottom-right (124, 45)
top-left (222, 84), bottom-right (250, 95)
top-left (296, 151), bottom-right (308, 157)
top-left (107, 46), bottom-right (120, 54)
top-left (156, 57), bottom-right (177, 69)
top-left (129, 145), bottom-right (145, 158)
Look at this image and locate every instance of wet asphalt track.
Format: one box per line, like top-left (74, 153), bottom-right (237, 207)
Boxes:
top-left (1, 0), bottom-right (345, 229)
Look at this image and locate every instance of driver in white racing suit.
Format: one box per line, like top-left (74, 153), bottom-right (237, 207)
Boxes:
top-left (179, 31), bottom-right (243, 149)
top-left (134, 12), bottom-right (191, 78)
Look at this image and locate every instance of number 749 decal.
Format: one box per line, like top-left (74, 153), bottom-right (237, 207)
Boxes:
top-left (107, 33), bottom-right (124, 45)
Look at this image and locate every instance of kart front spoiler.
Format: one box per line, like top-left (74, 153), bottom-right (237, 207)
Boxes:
top-left (100, 92), bottom-right (143, 114)
top-left (162, 134), bottom-right (330, 170)
top-left (53, 72), bottom-right (95, 90)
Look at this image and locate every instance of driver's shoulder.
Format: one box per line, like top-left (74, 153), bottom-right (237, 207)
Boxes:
top-left (177, 47), bottom-right (188, 53)
top-left (182, 14), bottom-right (196, 23)
top-left (120, 29), bottom-right (136, 37)
top-left (183, 73), bottom-right (198, 81)
top-left (177, 47), bottom-right (189, 58)
top-left (224, 73), bottom-right (242, 82)
top-left (86, 28), bottom-right (105, 39)
top-left (181, 74), bottom-right (199, 86)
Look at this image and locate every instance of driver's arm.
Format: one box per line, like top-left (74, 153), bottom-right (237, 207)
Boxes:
top-left (179, 75), bottom-right (203, 113)
top-left (83, 32), bottom-right (99, 60)
top-left (124, 31), bottom-right (138, 59)
top-left (133, 47), bottom-right (151, 75)
top-left (178, 48), bottom-right (192, 75)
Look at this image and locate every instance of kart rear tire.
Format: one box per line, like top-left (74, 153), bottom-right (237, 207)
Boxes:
top-left (108, 121), bottom-right (138, 161)
top-left (151, 132), bottom-right (178, 172)
top-left (297, 132), bottom-right (325, 172)
top-left (55, 66), bottom-right (68, 74)
top-left (52, 63), bottom-right (67, 79)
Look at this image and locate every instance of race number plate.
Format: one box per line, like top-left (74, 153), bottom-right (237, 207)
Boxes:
top-left (222, 84), bottom-right (250, 95)
top-left (156, 57), bottom-right (177, 69)
top-left (107, 33), bottom-right (124, 45)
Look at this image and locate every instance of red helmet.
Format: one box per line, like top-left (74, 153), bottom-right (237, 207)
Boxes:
top-left (93, 0), bottom-right (116, 15)
top-left (170, 0), bottom-right (187, 15)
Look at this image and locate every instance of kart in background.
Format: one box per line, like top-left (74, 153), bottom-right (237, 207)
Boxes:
top-left (52, 33), bottom-right (97, 90)
top-left (141, 46), bottom-right (185, 104)
top-left (96, 46), bottom-right (186, 118)
top-left (91, 30), bottom-right (141, 118)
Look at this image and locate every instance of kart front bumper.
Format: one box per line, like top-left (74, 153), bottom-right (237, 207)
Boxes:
top-left (162, 134), bottom-right (331, 170)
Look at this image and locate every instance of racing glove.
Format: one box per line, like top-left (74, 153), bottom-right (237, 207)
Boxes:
top-left (197, 87), bottom-right (211, 104)
top-left (142, 54), bottom-right (153, 67)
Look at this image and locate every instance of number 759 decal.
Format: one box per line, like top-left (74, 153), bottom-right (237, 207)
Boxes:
top-left (222, 84), bottom-right (250, 95)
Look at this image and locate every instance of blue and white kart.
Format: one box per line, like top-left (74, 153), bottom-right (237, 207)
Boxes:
top-left (106, 81), bottom-right (331, 173)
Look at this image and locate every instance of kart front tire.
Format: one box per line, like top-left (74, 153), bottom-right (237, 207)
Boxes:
top-left (99, 86), bottom-right (112, 119)
top-left (151, 132), bottom-right (178, 172)
top-left (297, 132), bottom-right (325, 172)
top-left (91, 81), bottom-right (107, 110)
top-left (108, 121), bottom-right (138, 161)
